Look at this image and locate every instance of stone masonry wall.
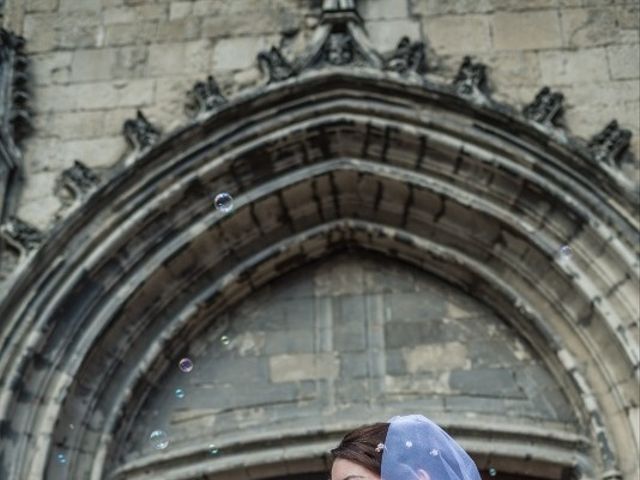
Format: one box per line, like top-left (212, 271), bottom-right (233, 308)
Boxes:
top-left (102, 253), bottom-right (576, 473)
top-left (1, 0), bottom-right (639, 231)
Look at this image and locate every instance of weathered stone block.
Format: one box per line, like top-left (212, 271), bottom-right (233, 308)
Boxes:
top-left (25, 0), bottom-right (58, 13)
top-left (365, 19), bottom-right (422, 54)
top-left (212, 35), bottom-right (280, 72)
top-left (104, 21), bottom-right (158, 46)
top-left (607, 44), bottom-right (640, 80)
top-left (403, 342), bottom-right (470, 373)
top-left (269, 353), bottom-right (340, 382)
top-left (71, 48), bottom-right (119, 82)
top-left (359, 0), bottom-right (410, 20)
top-left (492, 10), bottom-right (563, 51)
top-left (169, 1), bottom-right (194, 20)
top-left (156, 18), bottom-right (201, 42)
top-left (539, 48), bottom-right (609, 85)
top-left (30, 51), bottom-right (73, 85)
top-left (423, 15), bottom-right (491, 54)
top-left (561, 7), bottom-right (620, 48)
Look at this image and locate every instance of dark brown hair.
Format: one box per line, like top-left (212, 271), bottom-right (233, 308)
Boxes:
top-left (330, 423), bottom-right (390, 475)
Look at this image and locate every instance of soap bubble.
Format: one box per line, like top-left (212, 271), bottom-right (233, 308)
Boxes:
top-left (208, 444), bottom-right (220, 455)
top-left (559, 245), bottom-right (572, 259)
top-left (405, 440), bottom-right (413, 448)
top-left (214, 193), bottom-right (234, 213)
top-left (178, 358), bottom-right (194, 373)
top-left (489, 467), bottom-right (497, 476)
top-left (149, 430), bottom-right (169, 450)
top-left (56, 453), bottom-right (67, 464)
top-left (220, 335), bottom-right (230, 346)
top-left (175, 388), bottom-right (185, 399)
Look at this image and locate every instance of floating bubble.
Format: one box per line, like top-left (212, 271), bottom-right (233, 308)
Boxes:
top-left (150, 430), bottom-right (169, 450)
top-left (178, 358), bottom-right (194, 373)
top-left (214, 193), bottom-right (234, 213)
top-left (208, 444), bottom-right (220, 455)
top-left (69, 423), bottom-right (75, 430)
top-left (489, 467), bottom-right (497, 477)
top-left (375, 442), bottom-right (385, 453)
top-left (220, 335), bottom-right (230, 346)
top-left (56, 453), bottom-right (67, 464)
top-left (429, 448), bottom-right (439, 456)
top-left (405, 440), bottom-right (413, 448)
top-left (559, 245), bottom-right (572, 259)
top-left (175, 388), bottom-right (185, 399)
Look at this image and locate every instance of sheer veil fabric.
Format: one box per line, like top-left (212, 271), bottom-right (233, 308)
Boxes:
top-left (380, 415), bottom-right (482, 480)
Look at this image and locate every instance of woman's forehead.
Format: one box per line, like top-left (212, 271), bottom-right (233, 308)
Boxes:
top-left (331, 458), bottom-right (379, 480)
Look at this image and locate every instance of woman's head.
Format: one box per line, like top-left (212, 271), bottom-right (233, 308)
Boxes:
top-left (330, 416), bottom-right (481, 480)
top-left (330, 422), bottom-right (388, 480)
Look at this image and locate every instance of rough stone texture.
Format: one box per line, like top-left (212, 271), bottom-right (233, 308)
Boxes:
top-left (0, 0), bottom-right (635, 233)
top-left (116, 254), bottom-right (576, 465)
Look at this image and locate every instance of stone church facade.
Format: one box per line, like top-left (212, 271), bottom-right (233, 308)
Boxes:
top-left (0, 0), bottom-right (638, 479)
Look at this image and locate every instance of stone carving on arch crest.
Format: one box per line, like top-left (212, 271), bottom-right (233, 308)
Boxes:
top-left (185, 75), bottom-right (227, 117)
top-left (123, 109), bottom-right (160, 151)
top-left (0, 216), bottom-right (43, 259)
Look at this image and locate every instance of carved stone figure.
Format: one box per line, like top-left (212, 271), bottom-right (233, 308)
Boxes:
top-left (257, 46), bottom-right (295, 83)
top-left (0, 216), bottom-right (43, 257)
top-left (185, 75), bottom-right (226, 117)
top-left (123, 110), bottom-right (160, 150)
top-left (523, 87), bottom-right (564, 126)
top-left (324, 33), bottom-right (355, 66)
top-left (453, 56), bottom-right (488, 98)
top-left (589, 120), bottom-right (632, 167)
top-left (386, 37), bottom-right (427, 74)
top-left (61, 160), bottom-right (100, 198)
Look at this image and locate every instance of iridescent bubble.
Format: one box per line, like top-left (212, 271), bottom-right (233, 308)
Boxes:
top-left (220, 335), bottom-right (230, 346)
top-left (150, 430), bottom-right (169, 450)
top-left (178, 358), bottom-right (194, 373)
top-left (56, 453), bottom-right (67, 464)
top-left (208, 444), bottom-right (220, 455)
top-left (429, 448), bottom-right (439, 456)
top-left (214, 193), bottom-right (234, 213)
top-left (175, 388), bottom-right (185, 399)
top-left (405, 440), bottom-right (413, 448)
top-left (559, 245), bottom-right (572, 259)
top-left (489, 467), bottom-right (497, 477)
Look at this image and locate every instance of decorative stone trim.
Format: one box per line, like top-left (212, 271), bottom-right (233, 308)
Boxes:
top-left (589, 120), bottom-right (632, 168)
top-left (60, 160), bottom-right (100, 199)
top-left (385, 37), bottom-right (427, 75)
top-left (185, 75), bottom-right (226, 117)
top-left (453, 56), bottom-right (490, 101)
top-left (0, 28), bottom-right (31, 227)
top-left (257, 47), bottom-right (296, 84)
top-left (0, 216), bottom-right (43, 259)
top-left (523, 87), bottom-right (564, 127)
top-left (123, 110), bottom-right (160, 151)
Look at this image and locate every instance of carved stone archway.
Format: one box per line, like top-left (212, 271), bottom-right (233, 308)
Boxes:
top-left (0, 2), bottom-right (637, 480)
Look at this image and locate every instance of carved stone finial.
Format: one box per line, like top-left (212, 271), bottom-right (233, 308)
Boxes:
top-left (322, 0), bottom-right (357, 11)
top-left (61, 160), bottom-right (100, 198)
top-left (185, 75), bottom-right (226, 117)
top-left (588, 120), bottom-right (632, 167)
top-left (523, 87), bottom-right (564, 126)
top-left (123, 110), bottom-right (160, 150)
top-left (257, 46), bottom-right (295, 83)
top-left (453, 56), bottom-right (489, 99)
top-left (386, 36), bottom-right (427, 75)
top-left (0, 216), bottom-right (44, 258)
